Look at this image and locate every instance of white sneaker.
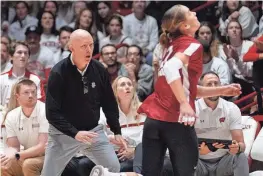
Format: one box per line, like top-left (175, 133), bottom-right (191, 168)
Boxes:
top-left (89, 165), bottom-right (128, 176)
top-left (90, 165), bottom-right (105, 176)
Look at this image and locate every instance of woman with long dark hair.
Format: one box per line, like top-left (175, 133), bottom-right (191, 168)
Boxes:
top-left (38, 11), bottom-right (59, 53)
top-left (196, 22), bottom-right (231, 85)
top-left (96, 1), bottom-right (112, 37)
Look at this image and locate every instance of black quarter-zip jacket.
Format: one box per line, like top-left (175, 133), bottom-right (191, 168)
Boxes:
top-left (46, 55), bottom-right (121, 138)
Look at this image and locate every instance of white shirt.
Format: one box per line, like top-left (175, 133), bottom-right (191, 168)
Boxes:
top-left (219, 6), bottom-right (259, 38)
top-left (99, 35), bottom-right (133, 51)
top-left (123, 13), bottom-right (158, 51)
top-left (218, 41), bottom-right (254, 81)
top-left (55, 17), bottom-right (68, 31)
top-left (251, 127), bottom-right (263, 161)
top-left (259, 16), bottom-right (263, 35)
top-left (195, 98), bottom-right (242, 159)
top-left (0, 108), bottom-right (6, 154)
top-left (1, 61), bottom-right (12, 74)
top-left (27, 46), bottom-right (55, 80)
top-left (40, 34), bottom-right (60, 53)
top-left (100, 35), bottom-right (133, 58)
top-left (5, 101), bottom-right (48, 150)
top-left (70, 54), bottom-right (88, 76)
top-left (8, 15), bottom-right (38, 41)
top-left (54, 49), bottom-right (71, 64)
top-left (99, 107), bottom-right (146, 148)
top-left (0, 69), bottom-right (45, 107)
top-left (202, 57), bottom-right (231, 85)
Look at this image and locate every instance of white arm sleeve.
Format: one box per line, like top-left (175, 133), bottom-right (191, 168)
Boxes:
top-left (163, 56), bottom-right (183, 84)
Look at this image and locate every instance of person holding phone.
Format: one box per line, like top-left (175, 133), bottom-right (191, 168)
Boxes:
top-left (194, 71), bottom-right (249, 176)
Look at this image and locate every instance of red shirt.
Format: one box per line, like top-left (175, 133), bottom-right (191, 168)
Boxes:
top-left (243, 35), bottom-right (263, 62)
top-left (138, 36), bottom-right (203, 122)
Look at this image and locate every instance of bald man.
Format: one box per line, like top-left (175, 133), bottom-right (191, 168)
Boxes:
top-left (42, 29), bottom-right (126, 176)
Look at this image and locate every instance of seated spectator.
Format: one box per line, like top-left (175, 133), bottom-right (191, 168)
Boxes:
top-left (25, 26), bottom-right (55, 82)
top-left (43, 1), bottom-right (68, 31)
top-left (198, 39), bottom-right (231, 85)
top-left (260, 16), bottom-right (263, 35)
top-left (1, 35), bottom-right (11, 48)
top-left (1, 1), bottom-right (16, 35)
top-left (243, 34), bottom-right (263, 88)
top-left (123, 0), bottom-right (158, 66)
top-left (95, 1), bottom-right (113, 37)
top-left (152, 43), bottom-right (164, 85)
top-left (196, 21), bottom-right (221, 59)
top-left (0, 81), bottom-right (20, 154)
top-left (220, 20), bottom-right (254, 96)
top-left (54, 26), bottom-right (73, 64)
top-left (219, 0), bottom-right (258, 39)
top-left (1, 43), bottom-right (12, 74)
top-left (8, 1), bottom-right (38, 41)
top-left (119, 45), bottom-right (153, 101)
top-left (79, 76), bottom-right (146, 175)
top-left (100, 14), bottom-right (133, 63)
top-left (0, 41), bottom-right (45, 107)
top-left (100, 76), bottom-right (146, 172)
top-left (74, 8), bottom-right (101, 56)
top-left (195, 71), bottom-right (249, 176)
top-left (38, 11), bottom-right (60, 53)
top-left (100, 44), bottom-right (122, 83)
top-left (0, 79), bottom-right (48, 176)
top-left (68, 1), bottom-right (87, 28)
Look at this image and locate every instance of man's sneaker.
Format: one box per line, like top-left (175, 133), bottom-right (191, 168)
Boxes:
top-left (90, 165), bottom-right (126, 176)
top-left (90, 165), bottom-right (105, 176)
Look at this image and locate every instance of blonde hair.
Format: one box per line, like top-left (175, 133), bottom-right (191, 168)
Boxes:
top-left (160, 5), bottom-right (186, 48)
top-left (2, 78), bottom-right (36, 125)
top-left (112, 76), bottom-right (141, 121)
top-left (2, 82), bottom-right (20, 125)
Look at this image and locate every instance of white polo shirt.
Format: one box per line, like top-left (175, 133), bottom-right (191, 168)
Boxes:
top-left (0, 68), bottom-right (45, 107)
top-left (195, 98), bottom-right (242, 159)
top-left (5, 101), bottom-right (48, 150)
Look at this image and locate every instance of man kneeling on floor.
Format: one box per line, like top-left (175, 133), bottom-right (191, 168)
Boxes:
top-left (195, 71), bottom-right (249, 176)
top-left (0, 79), bottom-right (48, 176)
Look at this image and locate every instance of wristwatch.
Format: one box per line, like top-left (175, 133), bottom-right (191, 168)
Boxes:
top-left (15, 153), bottom-right (20, 160)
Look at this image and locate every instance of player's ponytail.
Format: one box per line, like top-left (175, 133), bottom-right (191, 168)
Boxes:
top-left (159, 29), bottom-right (170, 48)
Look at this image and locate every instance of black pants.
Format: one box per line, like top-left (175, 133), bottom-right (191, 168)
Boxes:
top-left (253, 59), bottom-right (263, 88)
top-left (142, 118), bottom-right (198, 176)
top-left (61, 156), bottom-right (95, 176)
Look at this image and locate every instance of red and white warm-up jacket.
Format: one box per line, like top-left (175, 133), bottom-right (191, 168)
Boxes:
top-left (138, 36), bottom-right (203, 122)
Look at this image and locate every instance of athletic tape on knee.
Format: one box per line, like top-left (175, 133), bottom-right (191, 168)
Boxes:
top-left (163, 56), bottom-right (183, 84)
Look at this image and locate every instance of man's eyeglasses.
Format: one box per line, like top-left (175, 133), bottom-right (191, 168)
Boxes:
top-left (82, 76), bottom-right (89, 94)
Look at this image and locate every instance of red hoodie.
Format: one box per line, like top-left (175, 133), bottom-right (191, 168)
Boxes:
top-left (243, 35), bottom-right (263, 62)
